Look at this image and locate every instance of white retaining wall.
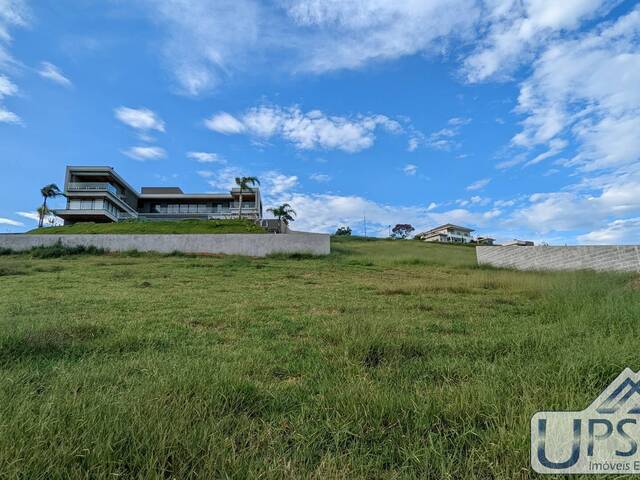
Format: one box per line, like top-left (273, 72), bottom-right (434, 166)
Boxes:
top-left (476, 245), bottom-right (640, 272)
top-left (0, 233), bottom-right (330, 257)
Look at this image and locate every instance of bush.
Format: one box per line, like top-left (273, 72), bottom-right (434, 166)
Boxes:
top-left (334, 226), bottom-right (352, 236)
top-left (29, 241), bottom-right (105, 258)
top-left (0, 247), bottom-right (13, 256)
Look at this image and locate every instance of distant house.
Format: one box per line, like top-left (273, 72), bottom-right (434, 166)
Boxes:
top-left (476, 236), bottom-right (496, 246)
top-left (416, 224), bottom-right (474, 244)
top-left (504, 239), bottom-right (534, 246)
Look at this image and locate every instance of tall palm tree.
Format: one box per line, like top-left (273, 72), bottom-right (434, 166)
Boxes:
top-left (267, 203), bottom-right (296, 226)
top-left (234, 176), bottom-right (260, 219)
top-left (39, 184), bottom-right (63, 227)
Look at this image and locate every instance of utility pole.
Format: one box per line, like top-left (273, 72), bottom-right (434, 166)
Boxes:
top-left (388, 225), bottom-right (391, 237)
top-left (363, 215), bottom-right (367, 238)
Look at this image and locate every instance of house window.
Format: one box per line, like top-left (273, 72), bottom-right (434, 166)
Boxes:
top-left (80, 199), bottom-right (94, 210)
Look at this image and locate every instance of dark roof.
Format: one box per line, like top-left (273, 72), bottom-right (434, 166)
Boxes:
top-left (141, 187), bottom-right (184, 194)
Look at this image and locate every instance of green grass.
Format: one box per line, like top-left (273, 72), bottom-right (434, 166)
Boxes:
top-left (0, 236), bottom-right (638, 479)
top-left (28, 218), bottom-right (265, 234)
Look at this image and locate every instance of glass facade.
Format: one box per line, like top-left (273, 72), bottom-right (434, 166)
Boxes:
top-left (68, 198), bottom-right (119, 216)
top-left (149, 203), bottom-right (249, 214)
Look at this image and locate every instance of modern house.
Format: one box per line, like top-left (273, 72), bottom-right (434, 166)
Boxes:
top-left (53, 166), bottom-right (262, 224)
top-left (416, 224), bottom-right (474, 244)
top-left (476, 236), bottom-right (496, 246)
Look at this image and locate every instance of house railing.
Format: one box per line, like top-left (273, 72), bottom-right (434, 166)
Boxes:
top-left (68, 182), bottom-right (118, 195)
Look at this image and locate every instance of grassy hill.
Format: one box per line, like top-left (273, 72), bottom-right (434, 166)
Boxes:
top-left (28, 218), bottom-right (265, 234)
top-left (1, 237), bottom-right (638, 478)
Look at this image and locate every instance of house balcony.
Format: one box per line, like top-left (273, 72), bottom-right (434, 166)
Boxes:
top-left (53, 208), bottom-right (119, 223)
top-left (67, 182), bottom-right (119, 196)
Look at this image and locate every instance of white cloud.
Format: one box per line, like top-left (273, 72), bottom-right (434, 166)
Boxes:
top-left (578, 218), bottom-right (640, 244)
top-left (0, 217), bottom-right (23, 226)
top-left (470, 195), bottom-right (492, 206)
top-left (448, 116), bottom-right (471, 126)
top-left (16, 210), bottom-right (39, 221)
top-left (260, 170), bottom-right (498, 235)
top-left (0, 105), bottom-right (18, 123)
top-left (0, 74), bottom-right (17, 97)
top-left (205, 105), bottom-right (402, 153)
top-left (507, 176), bottom-right (640, 234)
top-left (0, 0), bottom-right (28, 60)
top-left (274, 191), bottom-right (492, 235)
top-left (309, 173), bottom-right (331, 182)
top-left (413, 116), bottom-right (471, 151)
top-left (187, 151), bottom-right (225, 163)
top-left (135, 0), bottom-right (261, 95)
top-left (512, 7), bottom-right (640, 172)
top-left (463, 0), bottom-right (618, 82)
top-left (0, 74), bottom-right (18, 123)
top-left (204, 112), bottom-right (246, 134)
top-left (135, 0), bottom-right (480, 94)
top-left (403, 164), bottom-right (418, 176)
top-left (466, 178), bottom-right (491, 191)
top-left (15, 210), bottom-right (62, 226)
top-left (206, 166), bottom-right (243, 191)
top-left (130, 0), bottom-right (627, 97)
top-left (262, 171), bottom-right (298, 196)
top-left (284, 0), bottom-right (479, 73)
top-left (38, 61), bottom-right (72, 87)
top-left (427, 202), bottom-right (438, 211)
top-left (122, 146), bottom-right (166, 161)
top-left (114, 107), bottom-right (165, 132)
top-left (196, 170), bottom-right (214, 178)
top-left (0, 0), bottom-right (31, 124)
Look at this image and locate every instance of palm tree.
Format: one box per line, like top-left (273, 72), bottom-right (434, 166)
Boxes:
top-left (267, 203), bottom-right (296, 226)
top-left (38, 184), bottom-right (64, 227)
top-left (37, 205), bottom-right (51, 227)
top-left (234, 176), bottom-right (260, 219)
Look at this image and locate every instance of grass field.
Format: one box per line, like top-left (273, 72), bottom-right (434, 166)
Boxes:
top-left (1, 237), bottom-right (638, 479)
top-left (28, 218), bottom-right (265, 235)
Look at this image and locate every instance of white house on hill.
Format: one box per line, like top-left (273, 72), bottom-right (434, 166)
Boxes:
top-left (416, 224), bottom-right (474, 244)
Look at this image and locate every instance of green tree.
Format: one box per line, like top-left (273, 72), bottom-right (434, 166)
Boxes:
top-left (234, 176), bottom-right (260, 219)
top-left (38, 184), bottom-right (64, 228)
top-left (267, 203), bottom-right (296, 226)
top-left (391, 224), bottom-right (415, 239)
top-left (335, 226), bottom-right (352, 236)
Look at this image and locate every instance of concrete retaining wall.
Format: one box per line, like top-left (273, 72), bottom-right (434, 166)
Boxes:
top-left (0, 233), bottom-right (330, 257)
top-left (476, 245), bottom-right (640, 272)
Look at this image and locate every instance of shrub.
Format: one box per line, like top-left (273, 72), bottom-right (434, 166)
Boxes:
top-left (334, 226), bottom-right (352, 236)
top-left (29, 241), bottom-right (105, 258)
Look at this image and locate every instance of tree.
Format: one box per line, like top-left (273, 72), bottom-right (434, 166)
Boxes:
top-left (335, 226), bottom-right (352, 236)
top-left (39, 184), bottom-right (64, 228)
top-left (234, 176), bottom-right (260, 219)
top-left (267, 203), bottom-right (296, 225)
top-left (391, 224), bottom-right (415, 239)
top-left (37, 205), bottom-right (51, 227)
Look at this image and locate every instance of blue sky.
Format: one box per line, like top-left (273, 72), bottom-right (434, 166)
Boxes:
top-left (1, 0), bottom-right (639, 243)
